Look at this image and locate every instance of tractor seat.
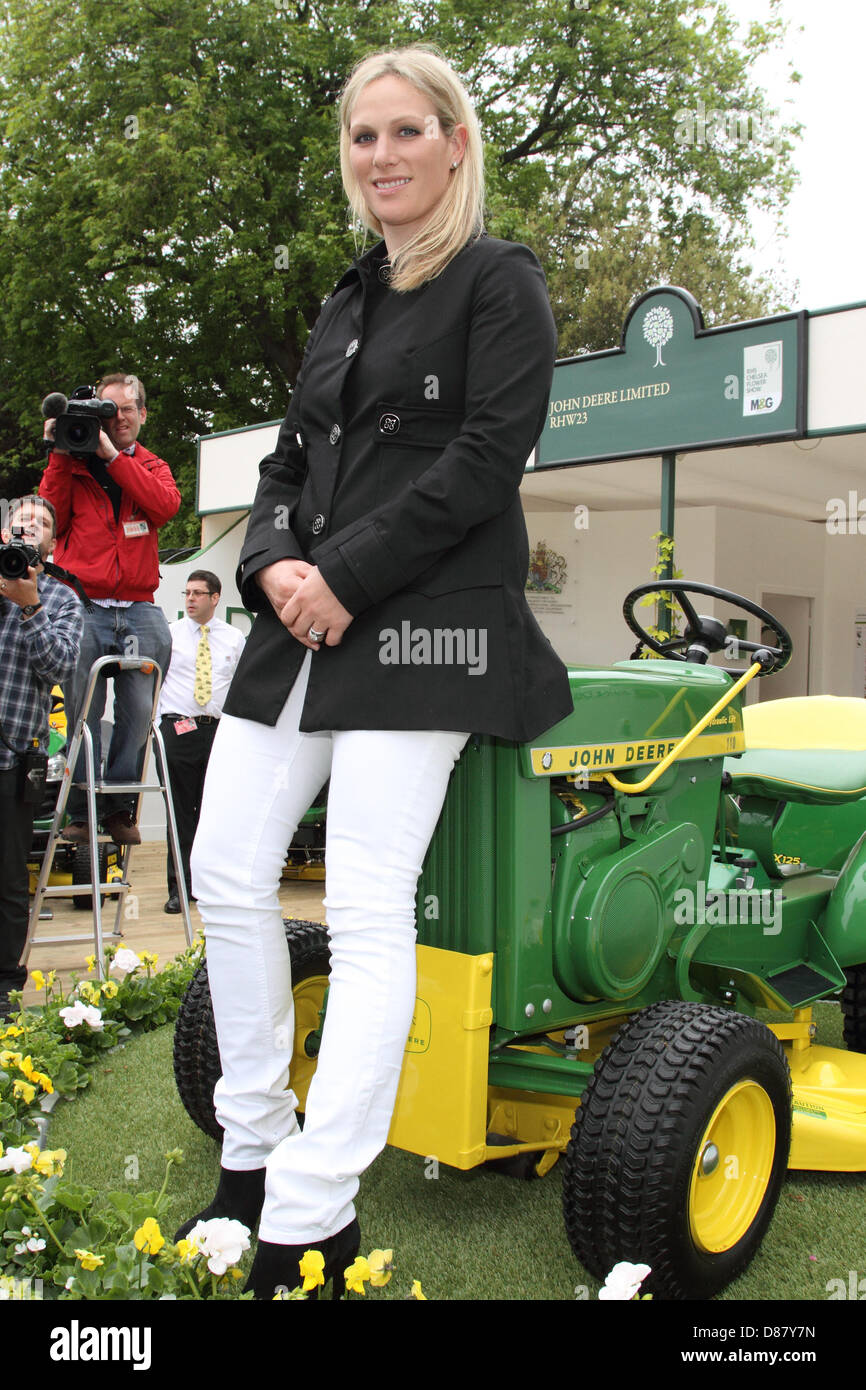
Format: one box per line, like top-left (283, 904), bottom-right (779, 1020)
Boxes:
top-left (725, 696), bottom-right (866, 805)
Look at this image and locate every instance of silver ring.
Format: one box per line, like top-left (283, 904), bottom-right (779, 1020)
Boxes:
top-left (308, 625), bottom-right (326, 642)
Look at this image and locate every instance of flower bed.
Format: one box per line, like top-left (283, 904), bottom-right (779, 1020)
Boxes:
top-left (0, 942), bottom-right (427, 1301)
top-left (0, 942), bottom-right (251, 1300)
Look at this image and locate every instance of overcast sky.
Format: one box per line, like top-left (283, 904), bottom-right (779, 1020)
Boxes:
top-left (723, 0), bottom-right (865, 311)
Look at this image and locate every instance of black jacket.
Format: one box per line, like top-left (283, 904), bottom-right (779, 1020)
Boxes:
top-left (223, 234), bottom-right (572, 741)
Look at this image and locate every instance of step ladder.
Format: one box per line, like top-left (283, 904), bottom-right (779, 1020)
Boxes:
top-left (23, 654), bottom-right (194, 979)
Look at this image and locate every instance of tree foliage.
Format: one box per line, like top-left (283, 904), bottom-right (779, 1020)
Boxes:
top-left (0, 0), bottom-right (799, 542)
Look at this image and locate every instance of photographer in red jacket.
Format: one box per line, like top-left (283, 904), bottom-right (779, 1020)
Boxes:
top-left (39, 373), bottom-right (180, 844)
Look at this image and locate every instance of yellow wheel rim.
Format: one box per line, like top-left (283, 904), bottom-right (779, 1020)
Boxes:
top-left (290, 974), bottom-right (328, 1110)
top-left (688, 1079), bottom-right (776, 1253)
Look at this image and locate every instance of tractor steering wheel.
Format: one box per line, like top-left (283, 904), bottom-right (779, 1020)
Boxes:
top-left (622, 581), bottom-right (793, 677)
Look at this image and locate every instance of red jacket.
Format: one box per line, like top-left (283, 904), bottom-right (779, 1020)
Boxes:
top-left (39, 443), bottom-right (181, 602)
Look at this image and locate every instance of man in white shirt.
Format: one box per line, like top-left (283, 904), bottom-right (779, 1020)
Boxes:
top-left (157, 570), bottom-right (245, 913)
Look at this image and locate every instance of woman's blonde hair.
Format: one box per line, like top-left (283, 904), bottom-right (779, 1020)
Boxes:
top-left (339, 45), bottom-right (485, 292)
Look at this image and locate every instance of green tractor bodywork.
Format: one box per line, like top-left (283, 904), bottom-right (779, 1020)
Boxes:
top-left (418, 662), bottom-right (747, 1042)
top-left (174, 588), bottom-right (866, 1299)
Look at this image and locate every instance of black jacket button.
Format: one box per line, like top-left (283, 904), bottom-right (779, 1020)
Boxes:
top-left (329, 424), bottom-right (341, 445)
top-left (378, 412), bottom-right (400, 435)
top-left (345, 339), bottom-right (359, 357)
top-left (311, 514), bottom-right (325, 535)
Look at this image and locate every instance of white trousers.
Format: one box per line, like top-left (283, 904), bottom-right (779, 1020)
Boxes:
top-left (191, 653), bottom-right (469, 1243)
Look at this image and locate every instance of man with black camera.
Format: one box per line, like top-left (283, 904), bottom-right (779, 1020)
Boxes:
top-left (0, 496), bottom-right (82, 1019)
top-left (39, 373), bottom-right (180, 845)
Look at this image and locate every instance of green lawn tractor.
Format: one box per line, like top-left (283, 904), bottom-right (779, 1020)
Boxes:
top-left (174, 581), bottom-right (866, 1300)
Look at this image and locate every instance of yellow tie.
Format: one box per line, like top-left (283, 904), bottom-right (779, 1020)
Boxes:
top-left (194, 625), bottom-right (212, 707)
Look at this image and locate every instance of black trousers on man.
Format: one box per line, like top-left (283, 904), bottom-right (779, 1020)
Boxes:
top-left (161, 715), bottom-right (219, 898)
top-left (0, 767), bottom-right (36, 998)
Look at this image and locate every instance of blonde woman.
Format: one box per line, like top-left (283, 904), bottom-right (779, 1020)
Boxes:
top-left (182, 45), bottom-right (572, 1298)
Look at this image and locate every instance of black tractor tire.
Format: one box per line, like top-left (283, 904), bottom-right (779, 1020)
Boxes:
top-left (173, 919), bottom-right (331, 1142)
top-left (842, 965), bottom-right (866, 1052)
top-left (71, 842), bottom-right (108, 910)
top-left (562, 1000), bottom-right (791, 1300)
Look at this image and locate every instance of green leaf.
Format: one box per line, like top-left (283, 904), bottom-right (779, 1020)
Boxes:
top-left (51, 1183), bottom-right (95, 1215)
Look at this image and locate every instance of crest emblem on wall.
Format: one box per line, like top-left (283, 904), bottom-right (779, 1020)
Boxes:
top-left (526, 541), bottom-right (567, 594)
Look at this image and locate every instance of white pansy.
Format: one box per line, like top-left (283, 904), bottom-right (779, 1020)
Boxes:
top-left (0, 1145), bottom-right (34, 1174)
top-left (112, 948), bottom-right (142, 976)
top-left (26, 1237), bottom-right (46, 1252)
top-left (186, 1217), bottom-right (251, 1276)
top-left (59, 1001), bottom-right (104, 1030)
top-left (14, 1243), bottom-right (26, 1254)
top-left (598, 1260), bottom-right (652, 1301)
top-left (59, 1001), bottom-right (87, 1027)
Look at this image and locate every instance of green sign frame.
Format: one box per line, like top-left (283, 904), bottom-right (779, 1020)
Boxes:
top-left (535, 286), bottom-right (807, 469)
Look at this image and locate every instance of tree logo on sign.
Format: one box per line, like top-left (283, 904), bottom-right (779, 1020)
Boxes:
top-left (643, 305), bottom-right (674, 367)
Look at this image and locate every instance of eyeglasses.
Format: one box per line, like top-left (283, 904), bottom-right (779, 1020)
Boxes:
top-left (184, 589), bottom-right (214, 598)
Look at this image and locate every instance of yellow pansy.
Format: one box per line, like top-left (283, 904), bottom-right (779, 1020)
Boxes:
top-left (1, 1026), bottom-right (23, 1039)
top-left (0, 1050), bottom-right (23, 1070)
top-left (85, 956), bottom-right (96, 974)
top-left (140, 951), bottom-right (159, 970)
top-left (28, 1147), bottom-right (66, 1177)
top-left (100, 980), bottom-right (118, 999)
top-left (31, 1071), bottom-right (54, 1095)
top-left (31, 971), bottom-right (46, 991)
top-left (410, 1280), bottom-right (427, 1300)
top-left (17, 1055), bottom-right (35, 1079)
top-left (344, 1256), bottom-right (371, 1296)
top-left (134, 1218), bottom-right (165, 1256)
top-left (299, 1249), bottom-right (325, 1292)
top-left (175, 1239), bottom-right (194, 1263)
top-left (12, 1080), bottom-right (36, 1103)
top-left (75, 1249), bottom-right (104, 1271)
top-left (367, 1248), bottom-right (394, 1288)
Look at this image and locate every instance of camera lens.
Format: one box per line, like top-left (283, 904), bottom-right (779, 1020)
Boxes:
top-left (0, 547), bottom-right (28, 580)
top-left (68, 421), bottom-right (89, 445)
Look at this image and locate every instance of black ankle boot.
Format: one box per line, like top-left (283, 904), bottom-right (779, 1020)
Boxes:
top-left (245, 1217), bottom-right (361, 1300)
top-left (174, 1167), bottom-right (266, 1243)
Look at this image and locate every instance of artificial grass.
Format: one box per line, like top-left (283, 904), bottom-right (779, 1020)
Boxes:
top-left (46, 1002), bottom-right (866, 1301)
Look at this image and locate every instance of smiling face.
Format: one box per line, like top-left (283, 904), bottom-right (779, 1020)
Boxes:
top-left (347, 74), bottom-right (467, 255)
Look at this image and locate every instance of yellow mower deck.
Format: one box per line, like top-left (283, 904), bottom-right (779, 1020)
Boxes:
top-left (774, 1010), bottom-right (866, 1171)
top-left (384, 949), bottom-right (866, 1175)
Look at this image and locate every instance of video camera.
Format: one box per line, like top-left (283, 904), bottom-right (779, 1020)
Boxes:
top-left (41, 385), bottom-right (117, 459)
